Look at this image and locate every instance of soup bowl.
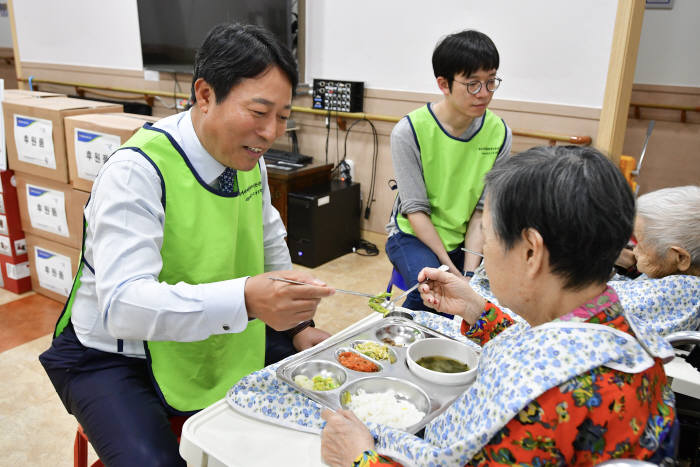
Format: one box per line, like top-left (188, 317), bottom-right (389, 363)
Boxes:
top-left (406, 338), bottom-right (479, 386)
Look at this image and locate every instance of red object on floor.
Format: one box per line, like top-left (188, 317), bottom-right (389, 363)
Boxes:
top-left (74, 416), bottom-right (189, 467)
top-left (0, 255), bottom-right (31, 294)
top-left (0, 170), bottom-right (24, 237)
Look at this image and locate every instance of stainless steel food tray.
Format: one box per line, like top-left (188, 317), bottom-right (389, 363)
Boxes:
top-left (276, 316), bottom-right (476, 434)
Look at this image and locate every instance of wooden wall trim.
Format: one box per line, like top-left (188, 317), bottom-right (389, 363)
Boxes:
top-left (633, 83), bottom-right (700, 96)
top-left (8, 0), bottom-right (23, 88)
top-left (595, 0), bottom-right (645, 164)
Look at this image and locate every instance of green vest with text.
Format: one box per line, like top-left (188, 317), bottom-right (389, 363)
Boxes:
top-left (55, 125), bottom-right (266, 414)
top-left (396, 106), bottom-right (506, 251)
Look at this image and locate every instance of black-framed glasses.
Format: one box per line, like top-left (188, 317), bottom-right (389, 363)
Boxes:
top-left (453, 77), bottom-right (502, 95)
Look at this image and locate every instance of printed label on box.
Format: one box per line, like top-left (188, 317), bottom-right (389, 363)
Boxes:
top-left (0, 194), bottom-right (4, 214)
top-left (14, 238), bottom-right (26, 256)
top-left (35, 247), bottom-right (72, 296)
top-left (74, 128), bottom-right (121, 181)
top-left (0, 234), bottom-right (10, 256)
top-left (13, 114), bottom-right (56, 169)
top-left (0, 214), bottom-right (7, 235)
top-left (26, 184), bottom-right (69, 237)
top-left (6, 260), bottom-right (30, 280)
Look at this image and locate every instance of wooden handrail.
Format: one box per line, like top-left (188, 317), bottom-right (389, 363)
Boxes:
top-left (630, 101), bottom-right (700, 123)
top-left (19, 77), bottom-right (592, 145)
top-left (290, 106), bottom-right (592, 145)
top-left (19, 77), bottom-right (189, 100)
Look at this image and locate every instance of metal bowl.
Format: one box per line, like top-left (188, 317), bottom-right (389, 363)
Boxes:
top-left (334, 347), bottom-right (383, 373)
top-left (351, 340), bottom-right (398, 364)
top-left (291, 360), bottom-right (347, 391)
top-left (384, 309), bottom-right (413, 320)
top-left (339, 376), bottom-right (431, 429)
top-left (375, 323), bottom-right (424, 347)
top-left (406, 338), bottom-right (479, 386)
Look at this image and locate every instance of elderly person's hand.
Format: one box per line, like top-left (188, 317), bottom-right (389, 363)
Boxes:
top-left (418, 267), bottom-right (486, 325)
top-left (321, 409), bottom-right (375, 467)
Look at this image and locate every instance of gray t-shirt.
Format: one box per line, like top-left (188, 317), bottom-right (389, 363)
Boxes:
top-left (386, 104), bottom-right (512, 236)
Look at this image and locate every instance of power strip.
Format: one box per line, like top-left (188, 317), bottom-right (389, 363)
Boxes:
top-left (312, 79), bottom-right (364, 113)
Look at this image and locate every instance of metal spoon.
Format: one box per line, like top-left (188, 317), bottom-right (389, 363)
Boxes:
top-left (268, 277), bottom-right (376, 298)
top-left (382, 264), bottom-right (449, 311)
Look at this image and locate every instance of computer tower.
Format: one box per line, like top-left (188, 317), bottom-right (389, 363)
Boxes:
top-left (287, 181), bottom-right (361, 268)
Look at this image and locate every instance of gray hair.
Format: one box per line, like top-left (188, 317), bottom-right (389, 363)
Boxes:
top-left (637, 185), bottom-right (700, 267)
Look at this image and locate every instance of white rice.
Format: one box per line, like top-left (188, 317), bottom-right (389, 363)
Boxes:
top-left (347, 389), bottom-right (425, 429)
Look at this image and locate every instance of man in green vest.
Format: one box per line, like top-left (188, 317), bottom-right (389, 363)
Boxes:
top-left (385, 29), bottom-right (512, 312)
top-left (39, 23), bottom-right (334, 466)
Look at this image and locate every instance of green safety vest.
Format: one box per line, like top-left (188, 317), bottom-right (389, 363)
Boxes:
top-left (54, 125), bottom-right (265, 414)
top-left (396, 106), bottom-right (506, 251)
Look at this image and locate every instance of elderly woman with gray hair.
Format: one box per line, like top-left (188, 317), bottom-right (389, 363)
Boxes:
top-left (320, 146), bottom-right (676, 467)
top-left (606, 186), bottom-right (700, 339)
top-left (633, 185), bottom-right (700, 278)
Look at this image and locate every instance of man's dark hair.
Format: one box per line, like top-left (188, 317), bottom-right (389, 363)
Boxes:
top-left (432, 30), bottom-right (499, 91)
top-left (190, 23), bottom-right (298, 104)
top-left (484, 145), bottom-right (635, 290)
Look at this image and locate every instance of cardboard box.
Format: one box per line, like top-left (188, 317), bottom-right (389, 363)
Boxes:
top-left (0, 170), bottom-right (23, 237)
top-left (2, 89), bottom-right (65, 102)
top-left (3, 97), bottom-right (122, 182)
top-left (0, 254), bottom-right (31, 294)
top-left (15, 172), bottom-right (89, 248)
top-left (65, 112), bottom-right (158, 192)
top-left (26, 234), bottom-right (80, 302)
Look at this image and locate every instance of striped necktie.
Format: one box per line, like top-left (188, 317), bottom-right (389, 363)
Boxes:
top-left (219, 167), bottom-right (237, 194)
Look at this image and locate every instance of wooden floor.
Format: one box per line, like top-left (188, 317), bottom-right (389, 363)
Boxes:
top-left (0, 294), bottom-right (64, 353)
top-left (0, 232), bottom-right (392, 466)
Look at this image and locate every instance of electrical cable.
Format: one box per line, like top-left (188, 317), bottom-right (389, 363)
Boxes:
top-left (353, 239), bottom-right (379, 256)
top-left (332, 118), bottom-right (380, 219)
top-left (324, 109), bottom-right (331, 164)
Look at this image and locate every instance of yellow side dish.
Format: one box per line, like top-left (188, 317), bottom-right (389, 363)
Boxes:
top-left (354, 341), bottom-right (396, 363)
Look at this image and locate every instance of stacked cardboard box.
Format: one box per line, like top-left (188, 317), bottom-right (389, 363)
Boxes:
top-left (2, 94), bottom-right (123, 300)
top-left (65, 112), bottom-right (158, 192)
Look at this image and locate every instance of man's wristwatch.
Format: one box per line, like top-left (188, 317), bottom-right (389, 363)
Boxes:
top-left (463, 271), bottom-right (475, 278)
top-left (285, 320), bottom-right (315, 338)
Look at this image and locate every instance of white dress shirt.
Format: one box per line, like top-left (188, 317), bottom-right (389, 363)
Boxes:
top-left (70, 110), bottom-right (291, 357)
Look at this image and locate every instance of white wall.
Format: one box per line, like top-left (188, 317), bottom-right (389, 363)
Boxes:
top-left (13, 0), bottom-right (142, 70)
top-left (305, 0), bottom-right (618, 108)
top-left (0, 11), bottom-right (12, 48)
top-left (635, 0), bottom-right (700, 87)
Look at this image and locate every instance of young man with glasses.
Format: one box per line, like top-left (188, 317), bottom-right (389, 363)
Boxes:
top-left (385, 29), bottom-right (512, 312)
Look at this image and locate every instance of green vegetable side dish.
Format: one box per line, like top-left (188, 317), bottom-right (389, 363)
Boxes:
top-left (354, 341), bottom-right (397, 363)
top-left (368, 292), bottom-right (392, 314)
top-left (293, 374), bottom-right (340, 391)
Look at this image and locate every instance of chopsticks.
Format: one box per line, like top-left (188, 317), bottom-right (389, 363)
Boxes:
top-left (268, 277), bottom-right (376, 298)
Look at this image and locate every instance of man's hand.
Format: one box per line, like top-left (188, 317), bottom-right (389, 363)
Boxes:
top-left (321, 409), bottom-right (375, 467)
top-left (245, 271), bottom-right (334, 330)
top-left (417, 267), bottom-right (485, 325)
top-left (293, 326), bottom-right (331, 351)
